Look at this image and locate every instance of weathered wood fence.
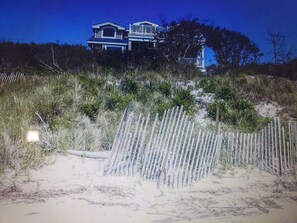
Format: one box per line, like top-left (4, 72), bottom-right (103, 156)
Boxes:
top-left (104, 107), bottom-right (223, 188)
top-left (105, 107), bottom-right (297, 187)
top-left (222, 118), bottom-right (297, 175)
top-left (0, 72), bottom-right (25, 83)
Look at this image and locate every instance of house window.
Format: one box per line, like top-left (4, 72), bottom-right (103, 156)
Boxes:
top-left (102, 27), bottom-right (116, 38)
top-left (106, 46), bottom-right (122, 52)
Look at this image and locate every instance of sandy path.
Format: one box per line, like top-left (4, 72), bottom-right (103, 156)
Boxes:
top-left (1, 154), bottom-right (297, 223)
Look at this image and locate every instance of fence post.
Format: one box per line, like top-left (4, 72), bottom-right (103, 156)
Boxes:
top-left (278, 117), bottom-right (282, 175)
top-left (215, 104), bottom-right (220, 134)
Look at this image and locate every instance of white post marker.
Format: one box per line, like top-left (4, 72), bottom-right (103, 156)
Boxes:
top-left (26, 130), bottom-right (39, 142)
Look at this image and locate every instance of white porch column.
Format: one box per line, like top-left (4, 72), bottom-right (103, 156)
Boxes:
top-left (201, 45), bottom-right (205, 69)
top-left (128, 41), bottom-right (132, 51)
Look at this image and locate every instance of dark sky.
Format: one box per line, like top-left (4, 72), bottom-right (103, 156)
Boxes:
top-left (0, 0), bottom-right (296, 64)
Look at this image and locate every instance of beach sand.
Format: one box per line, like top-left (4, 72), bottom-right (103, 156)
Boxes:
top-left (1, 153), bottom-right (297, 223)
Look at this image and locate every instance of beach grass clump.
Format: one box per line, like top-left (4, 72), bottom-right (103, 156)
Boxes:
top-left (2, 69), bottom-right (296, 173)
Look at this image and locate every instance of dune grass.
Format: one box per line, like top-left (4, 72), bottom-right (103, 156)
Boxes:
top-left (0, 71), bottom-right (197, 173)
top-left (197, 73), bottom-right (297, 132)
top-left (1, 70), bottom-right (296, 173)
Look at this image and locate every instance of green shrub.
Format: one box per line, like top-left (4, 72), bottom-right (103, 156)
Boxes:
top-left (292, 105), bottom-right (297, 119)
top-left (215, 85), bottom-right (235, 101)
top-left (32, 82), bottom-right (75, 130)
top-left (153, 101), bottom-right (171, 116)
top-left (207, 100), bottom-right (233, 121)
top-left (105, 91), bottom-right (134, 111)
top-left (198, 78), bottom-right (221, 93)
top-left (120, 78), bottom-right (139, 95)
top-left (79, 97), bottom-right (101, 121)
top-left (232, 99), bottom-right (254, 111)
top-left (171, 89), bottom-right (195, 113)
top-left (78, 75), bottom-right (104, 96)
top-left (207, 99), bottom-right (268, 132)
top-left (158, 82), bottom-right (172, 97)
top-left (50, 74), bottom-right (74, 95)
top-left (137, 86), bottom-right (154, 104)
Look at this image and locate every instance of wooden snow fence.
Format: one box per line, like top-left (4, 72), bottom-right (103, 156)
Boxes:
top-left (104, 107), bottom-right (223, 188)
top-left (221, 118), bottom-right (297, 175)
top-left (0, 72), bottom-right (25, 83)
top-left (105, 107), bottom-right (297, 187)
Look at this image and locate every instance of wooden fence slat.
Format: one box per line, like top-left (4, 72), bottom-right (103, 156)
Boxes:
top-left (278, 117), bottom-right (283, 175)
top-left (133, 113), bottom-right (150, 175)
top-left (113, 115), bottom-right (132, 175)
top-left (182, 135), bottom-right (196, 186)
top-left (163, 107), bottom-right (184, 186)
top-left (175, 122), bottom-right (194, 187)
top-left (272, 118), bottom-right (280, 172)
top-left (203, 133), bottom-right (214, 178)
top-left (282, 127), bottom-right (287, 171)
top-left (170, 116), bottom-right (189, 186)
top-left (288, 122), bottom-right (293, 167)
top-left (140, 113), bottom-right (158, 177)
top-left (197, 132), bottom-right (211, 180)
top-left (127, 115), bottom-right (143, 175)
top-left (193, 132), bottom-right (206, 182)
top-left (106, 106), bottom-right (297, 188)
top-left (167, 110), bottom-right (187, 186)
top-left (234, 132), bottom-right (238, 166)
top-left (261, 129), bottom-right (264, 170)
top-left (149, 109), bottom-right (171, 179)
top-left (160, 108), bottom-right (182, 186)
top-left (268, 123), bottom-right (272, 171)
top-left (188, 130), bottom-right (202, 184)
top-left (201, 132), bottom-right (213, 179)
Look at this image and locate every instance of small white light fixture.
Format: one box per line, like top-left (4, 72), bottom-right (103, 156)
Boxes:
top-left (26, 130), bottom-right (39, 142)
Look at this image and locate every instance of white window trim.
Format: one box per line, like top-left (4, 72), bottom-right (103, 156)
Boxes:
top-left (102, 27), bottom-right (117, 39)
top-left (92, 22), bottom-right (125, 30)
top-left (87, 41), bottom-right (127, 46)
top-left (103, 45), bottom-right (125, 52)
top-left (132, 21), bottom-right (159, 27)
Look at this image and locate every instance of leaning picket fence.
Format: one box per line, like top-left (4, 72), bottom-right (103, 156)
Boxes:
top-left (104, 107), bottom-right (297, 188)
top-left (0, 72), bottom-right (25, 83)
top-left (104, 107), bottom-right (223, 188)
top-left (221, 118), bottom-right (297, 175)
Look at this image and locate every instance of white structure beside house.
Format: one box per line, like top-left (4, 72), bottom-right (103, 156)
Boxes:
top-left (87, 21), bottom-right (205, 71)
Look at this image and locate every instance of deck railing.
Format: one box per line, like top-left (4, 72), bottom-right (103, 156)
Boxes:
top-left (179, 57), bottom-right (204, 68)
top-left (129, 25), bottom-right (163, 35)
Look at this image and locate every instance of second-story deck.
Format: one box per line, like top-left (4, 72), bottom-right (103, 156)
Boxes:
top-left (179, 57), bottom-right (205, 71)
top-left (128, 23), bottom-right (164, 35)
top-left (129, 24), bottom-right (156, 35)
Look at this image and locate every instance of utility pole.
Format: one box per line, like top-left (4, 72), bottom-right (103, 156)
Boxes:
top-left (267, 32), bottom-right (286, 64)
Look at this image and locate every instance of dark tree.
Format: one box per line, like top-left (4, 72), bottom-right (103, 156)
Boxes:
top-left (0, 42), bottom-right (95, 74)
top-left (268, 32), bottom-right (293, 64)
top-left (205, 27), bottom-right (263, 68)
top-left (155, 18), bottom-right (263, 69)
top-left (155, 19), bottom-right (205, 64)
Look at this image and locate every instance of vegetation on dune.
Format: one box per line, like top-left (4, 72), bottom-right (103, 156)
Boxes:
top-left (0, 17), bottom-right (296, 174)
top-left (200, 74), bottom-right (297, 117)
top-left (0, 71), bottom-right (198, 172)
top-left (197, 74), bottom-right (297, 132)
top-left (1, 69), bottom-right (297, 173)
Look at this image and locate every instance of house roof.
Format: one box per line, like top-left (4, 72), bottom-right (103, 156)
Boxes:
top-left (132, 21), bottom-right (159, 26)
top-left (92, 22), bottom-right (126, 30)
top-left (87, 37), bottom-right (128, 45)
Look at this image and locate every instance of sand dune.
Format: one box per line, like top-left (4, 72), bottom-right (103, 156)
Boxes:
top-left (1, 153), bottom-right (297, 223)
